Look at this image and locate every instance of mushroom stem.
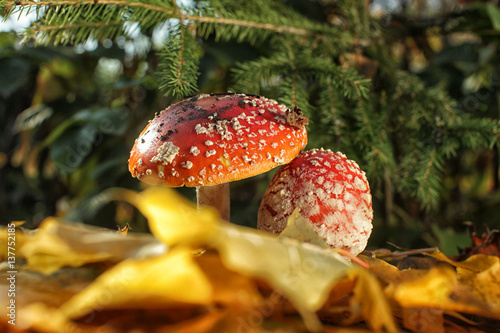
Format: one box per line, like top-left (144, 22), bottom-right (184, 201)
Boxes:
top-left (196, 183), bottom-right (230, 221)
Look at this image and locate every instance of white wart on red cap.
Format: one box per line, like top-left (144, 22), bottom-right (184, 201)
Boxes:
top-left (257, 148), bottom-right (373, 256)
top-left (128, 93), bottom-right (308, 187)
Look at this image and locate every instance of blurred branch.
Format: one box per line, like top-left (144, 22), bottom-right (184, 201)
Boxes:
top-left (3, 0), bottom-right (318, 37)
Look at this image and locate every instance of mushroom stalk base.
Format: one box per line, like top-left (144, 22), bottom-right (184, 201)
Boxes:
top-left (196, 183), bottom-right (230, 221)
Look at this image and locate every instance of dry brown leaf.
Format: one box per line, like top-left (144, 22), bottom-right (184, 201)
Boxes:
top-left (457, 224), bottom-right (500, 260)
top-left (345, 269), bottom-right (398, 333)
top-left (402, 307), bottom-right (444, 333)
top-left (116, 223), bottom-right (132, 235)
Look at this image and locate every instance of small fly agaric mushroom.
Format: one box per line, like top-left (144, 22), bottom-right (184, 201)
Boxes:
top-left (128, 93), bottom-right (308, 221)
top-left (257, 148), bottom-right (373, 256)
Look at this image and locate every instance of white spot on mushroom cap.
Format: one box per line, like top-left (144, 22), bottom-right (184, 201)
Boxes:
top-left (232, 118), bottom-right (243, 130)
top-left (151, 142), bottom-right (180, 165)
top-left (274, 156), bottom-right (285, 164)
top-left (190, 146), bottom-right (200, 156)
top-left (195, 124), bottom-right (209, 134)
top-left (206, 149), bottom-right (216, 157)
top-left (181, 161), bottom-right (193, 169)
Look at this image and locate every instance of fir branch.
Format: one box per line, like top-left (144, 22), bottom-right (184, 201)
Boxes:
top-left (189, 14), bottom-right (314, 37)
top-left (1, 0), bottom-right (330, 44)
top-left (319, 77), bottom-right (338, 123)
top-left (231, 50), bottom-right (371, 100)
top-left (191, 0), bottom-right (337, 46)
top-left (3, 0), bottom-right (174, 16)
top-left (415, 148), bottom-right (444, 211)
top-left (279, 74), bottom-right (313, 116)
top-left (355, 95), bottom-right (374, 137)
top-left (230, 52), bottom-right (292, 94)
top-left (156, 24), bottom-right (202, 98)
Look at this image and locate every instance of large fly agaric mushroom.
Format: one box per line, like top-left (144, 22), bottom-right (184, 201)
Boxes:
top-left (128, 93), bottom-right (308, 221)
top-left (258, 148), bottom-right (373, 256)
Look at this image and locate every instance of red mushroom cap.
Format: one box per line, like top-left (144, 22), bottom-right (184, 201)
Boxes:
top-left (257, 148), bottom-right (373, 256)
top-left (129, 93), bottom-right (308, 187)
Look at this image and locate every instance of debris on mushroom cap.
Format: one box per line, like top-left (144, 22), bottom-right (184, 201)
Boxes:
top-left (128, 93), bottom-right (309, 187)
top-left (257, 148), bottom-right (373, 256)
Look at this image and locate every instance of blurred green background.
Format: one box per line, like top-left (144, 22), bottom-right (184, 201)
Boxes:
top-left (1, 0), bottom-right (500, 255)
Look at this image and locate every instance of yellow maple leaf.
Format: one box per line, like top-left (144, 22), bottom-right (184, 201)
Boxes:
top-left (9, 217), bottom-right (163, 275)
top-left (346, 268), bottom-right (399, 333)
top-left (393, 266), bottom-right (458, 308)
top-left (18, 218), bottom-right (113, 275)
top-left (115, 187), bottom-right (219, 246)
top-left (60, 247), bottom-right (213, 320)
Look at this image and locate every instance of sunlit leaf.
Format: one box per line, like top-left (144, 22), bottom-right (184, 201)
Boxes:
top-left (195, 252), bottom-right (262, 308)
top-left (60, 247), bottom-right (213, 320)
top-left (211, 223), bottom-right (351, 331)
top-left (394, 266), bottom-right (457, 307)
top-left (11, 217), bottom-right (163, 274)
top-left (118, 186), bottom-right (354, 331)
top-left (114, 187), bottom-right (219, 247)
top-left (455, 255), bottom-right (500, 316)
top-left (346, 269), bottom-right (399, 333)
top-left (19, 218), bottom-right (113, 275)
top-left (393, 255), bottom-right (500, 319)
top-left (278, 208), bottom-right (329, 248)
top-left (427, 252), bottom-right (500, 317)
